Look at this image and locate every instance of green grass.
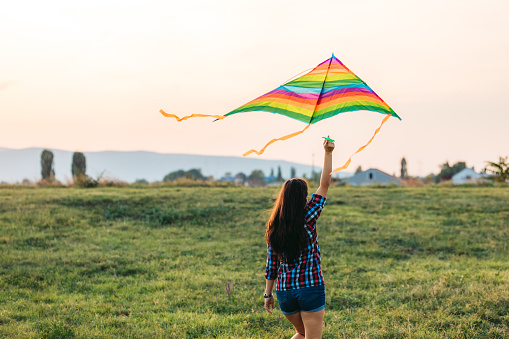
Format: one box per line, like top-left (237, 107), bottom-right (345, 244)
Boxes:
top-left (0, 186), bottom-right (508, 338)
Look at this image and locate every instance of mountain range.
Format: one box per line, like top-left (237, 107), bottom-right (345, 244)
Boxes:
top-left (0, 148), bottom-right (351, 183)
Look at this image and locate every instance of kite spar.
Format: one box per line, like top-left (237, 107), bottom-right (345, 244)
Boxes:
top-left (160, 54), bottom-right (400, 173)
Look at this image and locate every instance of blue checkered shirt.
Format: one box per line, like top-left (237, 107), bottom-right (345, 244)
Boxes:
top-left (265, 194), bottom-right (326, 290)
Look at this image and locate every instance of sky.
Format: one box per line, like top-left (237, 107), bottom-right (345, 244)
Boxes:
top-left (1, 0), bottom-right (508, 177)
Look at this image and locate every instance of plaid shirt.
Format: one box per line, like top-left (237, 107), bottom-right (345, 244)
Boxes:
top-left (265, 194), bottom-right (326, 290)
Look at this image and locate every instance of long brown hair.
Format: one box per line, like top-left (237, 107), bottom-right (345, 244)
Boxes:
top-left (265, 178), bottom-right (309, 263)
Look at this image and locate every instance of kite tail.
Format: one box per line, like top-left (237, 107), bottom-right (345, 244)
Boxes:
top-left (331, 114), bottom-right (392, 174)
top-left (160, 109), bottom-right (225, 121)
top-left (243, 124), bottom-right (311, 157)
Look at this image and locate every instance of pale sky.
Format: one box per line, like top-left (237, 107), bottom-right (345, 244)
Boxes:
top-left (1, 0), bottom-right (508, 177)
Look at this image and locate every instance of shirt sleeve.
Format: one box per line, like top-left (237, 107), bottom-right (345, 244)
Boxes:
top-left (305, 194), bottom-right (327, 231)
top-left (265, 244), bottom-right (280, 280)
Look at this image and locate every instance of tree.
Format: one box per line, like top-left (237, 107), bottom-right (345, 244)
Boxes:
top-left (485, 156), bottom-right (509, 183)
top-left (248, 169), bottom-right (265, 185)
top-left (186, 169), bottom-right (205, 180)
top-left (234, 172), bottom-right (247, 184)
top-left (71, 152), bottom-right (100, 187)
top-left (277, 166), bottom-right (283, 181)
top-left (435, 161), bottom-right (466, 183)
top-left (270, 168), bottom-right (274, 177)
top-left (355, 166), bottom-right (363, 174)
top-left (164, 170), bottom-right (185, 182)
top-left (290, 167), bottom-right (296, 178)
top-left (400, 157), bottom-right (408, 179)
top-left (41, 149), bottom-right (55, 181)
top-left (72, 152), bottom-right (86, 178)
top-left (163, 168), bottom-right (205, 182)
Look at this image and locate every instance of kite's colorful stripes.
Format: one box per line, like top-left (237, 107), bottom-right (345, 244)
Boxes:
top-left (160, 54), bottom-right (399, 172)
top-left (224, 55), bottom-right (400, 124)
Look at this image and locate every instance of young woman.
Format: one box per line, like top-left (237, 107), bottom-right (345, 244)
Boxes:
top-left (263, 138), bottom-right (335, 339)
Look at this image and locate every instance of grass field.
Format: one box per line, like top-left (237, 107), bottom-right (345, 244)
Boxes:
top-left (0, 185), bottom-right (508, 338)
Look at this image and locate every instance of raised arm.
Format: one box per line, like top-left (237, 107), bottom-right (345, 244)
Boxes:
top-left (316, 138), bottom-right (335, 198)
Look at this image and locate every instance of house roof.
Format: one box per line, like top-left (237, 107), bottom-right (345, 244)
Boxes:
top-left (366, 168), bottom-right (400, 180)
top-left (350, 168), bottom-right (401, 182)
top-left (452, 168), bottom-right (485, 179)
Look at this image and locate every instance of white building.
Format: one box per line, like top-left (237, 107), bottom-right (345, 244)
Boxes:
top-left (451, 168), bottom-right (487, 184)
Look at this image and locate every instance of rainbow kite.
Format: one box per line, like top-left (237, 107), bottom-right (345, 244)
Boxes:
top-left (160, 54), bottom-right (400, 173)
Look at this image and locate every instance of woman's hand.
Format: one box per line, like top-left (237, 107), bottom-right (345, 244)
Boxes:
top-left (323, 136), bottom-right (335, 153)
top-left (264, 296), bottom-right (275, 314)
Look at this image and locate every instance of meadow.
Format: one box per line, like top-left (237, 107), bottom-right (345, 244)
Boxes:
top-left (0, 185), bottom-right (508, 338)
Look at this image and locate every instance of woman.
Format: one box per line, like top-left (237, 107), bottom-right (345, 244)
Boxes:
top-left (263, 138), bottom-right (335, 339)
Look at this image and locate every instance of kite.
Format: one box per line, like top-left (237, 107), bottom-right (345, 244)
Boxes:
top-left (160, 54), bottom-right (400, 173)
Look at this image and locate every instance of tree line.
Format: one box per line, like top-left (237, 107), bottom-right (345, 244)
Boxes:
top-left (162, 168), bottom-right (283, 186)
top-left (37, 150), bottom-right (509, 186)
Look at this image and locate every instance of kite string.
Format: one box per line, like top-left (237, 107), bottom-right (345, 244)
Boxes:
top-left (159, 109), bottom-right (225, 121)
top-left (280, 68), bottom-right (314, 86)
top-left (331, 113), bottom-right (392, 174)
top-left (243, 124), bottom-right (311, 157)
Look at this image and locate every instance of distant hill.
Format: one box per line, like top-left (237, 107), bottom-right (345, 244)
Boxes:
top-left (0, 148), bottom-right (352, 183)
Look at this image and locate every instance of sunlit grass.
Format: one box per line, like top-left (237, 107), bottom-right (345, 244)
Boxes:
top-left (0, 186), bottom-right (508, 338)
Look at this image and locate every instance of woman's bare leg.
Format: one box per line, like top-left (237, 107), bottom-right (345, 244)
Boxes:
top-left (283, 312), bottom-right (305, 338)
top-left (300, 309), bottom-right (325, 339)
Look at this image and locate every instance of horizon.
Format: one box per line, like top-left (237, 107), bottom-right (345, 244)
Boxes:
top-left (0, 147), bottom-right (345, 184)
top-left (0, 146), bottom-right (485, 180)
top-left (1, 0), bottom-right (508, 177)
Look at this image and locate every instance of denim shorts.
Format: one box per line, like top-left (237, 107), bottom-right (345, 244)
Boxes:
top-left (276, 285), bottom-right (325, 315)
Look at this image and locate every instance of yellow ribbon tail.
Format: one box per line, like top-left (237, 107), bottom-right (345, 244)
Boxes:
top-left (160, 109), bottom-right (225, 121)
top-left (331, 113), bottom-right (392, 174)
top-left (243, 124), bottom-right (311, 157)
